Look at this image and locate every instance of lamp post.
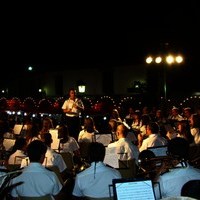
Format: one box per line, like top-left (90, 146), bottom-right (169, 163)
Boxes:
top-left (77, 80), bottom-right (86, 94)
top-left (146, 54), bottom-right (184, 99)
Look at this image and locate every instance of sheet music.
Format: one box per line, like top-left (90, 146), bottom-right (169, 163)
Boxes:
top-left (49, 129), bottom-right (60, 150)
top-left (95, 134), bottom-right (112, 146)
top-left (3, 139), bottom-right (16, 151)
top-left (103, 147), bottom-right (119, 168)
top-left (148, 146), bottom-right (168, 157)
top-left (115, 180), bottom-right (155, 200)
top-left (13, 124), bottom-right (23, 135)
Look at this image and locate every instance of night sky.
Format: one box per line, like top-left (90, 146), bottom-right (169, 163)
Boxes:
top-left (1, 1), bottom-right (200, 87)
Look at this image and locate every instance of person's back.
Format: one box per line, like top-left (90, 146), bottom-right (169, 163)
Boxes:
top-left (43, 132), bottom-right (67, 173)
top-left (10, 140), bottom-right (63, 198)
top-left (108, 124), bottom-right (139, 163)
top-left (154, 137), bottom-right (200, 199)
top-left (72, 142), bottom-right (121, 199)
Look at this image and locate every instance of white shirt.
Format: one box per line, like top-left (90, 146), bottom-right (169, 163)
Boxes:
top-left (44, 147), bottom-right (67, 172)
top-left (78, 130), bottom-right (94, 143)
top-left (60, 136), bottom-right (80, 155)
top-left (8, 150), bottom-right (26, 165)
top-left (21, 147), bottom-right (67, 173)
top-left (10, 162), bottom-right (63, 198)
top-left (73, 161), bottom-right (121, 198)
top-left (139, 133), bottom-right (168, 152)
top-left (108, 138), bottom-right (139, 163)
top-left (190, 127), bottom-right (200, 144)
top-left (62, 98), bottom-right (84, 117)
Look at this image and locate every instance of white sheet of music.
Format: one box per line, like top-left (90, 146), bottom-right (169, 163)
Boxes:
top-left (115, 180), bottom-right (155, 200)
top-left (95, 134), bottom-right (112, 146)
top-left (103, 147), bottom-right (119, 168)
top-left (13, 124), bottom-right (23, 135)
top-left (3, 139), bottom-right (16, 151)
top-left (49, 129), bottom-right (60, 150)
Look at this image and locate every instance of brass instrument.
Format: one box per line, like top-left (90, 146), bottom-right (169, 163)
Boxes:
top-left (137, 155), bottom-right (187, 180)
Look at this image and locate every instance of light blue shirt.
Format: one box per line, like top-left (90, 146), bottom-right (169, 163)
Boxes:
top-left (10, 162), bottom-right (62, 198)
top-left (73, 161), bottom-right (121, 198)
top-left (154, 163), bottom-right (200, 199)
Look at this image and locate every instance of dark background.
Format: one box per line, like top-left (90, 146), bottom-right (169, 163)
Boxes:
top-left (1, 1), bottom-right (200, 95)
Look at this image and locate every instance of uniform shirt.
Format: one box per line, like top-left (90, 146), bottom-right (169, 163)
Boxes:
top-left (62, 98), bottom-right (84, 117)
top-left (60, 136), bottom-right (80, 155)
top-left (139, 133), bottom-right (168, 152)
top-left (8, 150), bottom-right (26, 165)
top-left (107, 137), bottom-right (139, 163)
top-left (44, 147), bottom-right (67, 172)
top-left (73, 161), bottom-right (121, 198)
top-left (0, 166), bottom-right (7, 188)
top-left (21, 147), bottom-right (67, 173)
top-left (78, 130), bottom-right (95, 143)
top-left (10, 162), bottom-right (63, 198)
top-left (154, 163), bottom-right (200, 199)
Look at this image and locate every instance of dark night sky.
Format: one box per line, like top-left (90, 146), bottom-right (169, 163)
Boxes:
top-left (1, 1), bottom-right (200, 74)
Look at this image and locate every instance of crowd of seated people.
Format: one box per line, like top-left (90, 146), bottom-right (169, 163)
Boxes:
top-left (0, 104), bottom-right (200, 199)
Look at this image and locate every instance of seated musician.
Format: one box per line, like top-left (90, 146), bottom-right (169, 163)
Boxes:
top-left (72, 142), bottom-right (121, 199)
top-left (154, 137), bottom-right (200, 199)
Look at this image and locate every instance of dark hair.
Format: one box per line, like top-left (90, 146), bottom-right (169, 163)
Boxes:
top-left (148, 122), bottom-right (159, 134)
top-left (27, 140), bottom-right (47, 162)
top-left (181, 180), bottom-right (200, 199)
top-left (59, 125), bottom-right (70, 143)
top-left (43, 132), bottom-right (52, 146)
top-left (12, 137), bottom-right (27, 153)
top-left (167, 137), bottom-right (189, 160)
top-left (138, 149), bottom-right (156, 160)
top-left (88, 142), bottom-right (105, 163)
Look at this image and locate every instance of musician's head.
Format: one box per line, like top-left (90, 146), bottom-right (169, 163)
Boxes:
top-left (88, 142), bottom-right (105, 163)
top-left (167, 137), bottom-right (189, 160)
top-left (138, 149), bottom-right (156, 171)
top-left (27, 140), bottom-right (47, 163)
top-left (68, 88), bottom-right (76, 98)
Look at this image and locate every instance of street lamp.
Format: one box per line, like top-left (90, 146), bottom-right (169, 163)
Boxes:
top-left (145, 54), bottom-right (184, 99)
